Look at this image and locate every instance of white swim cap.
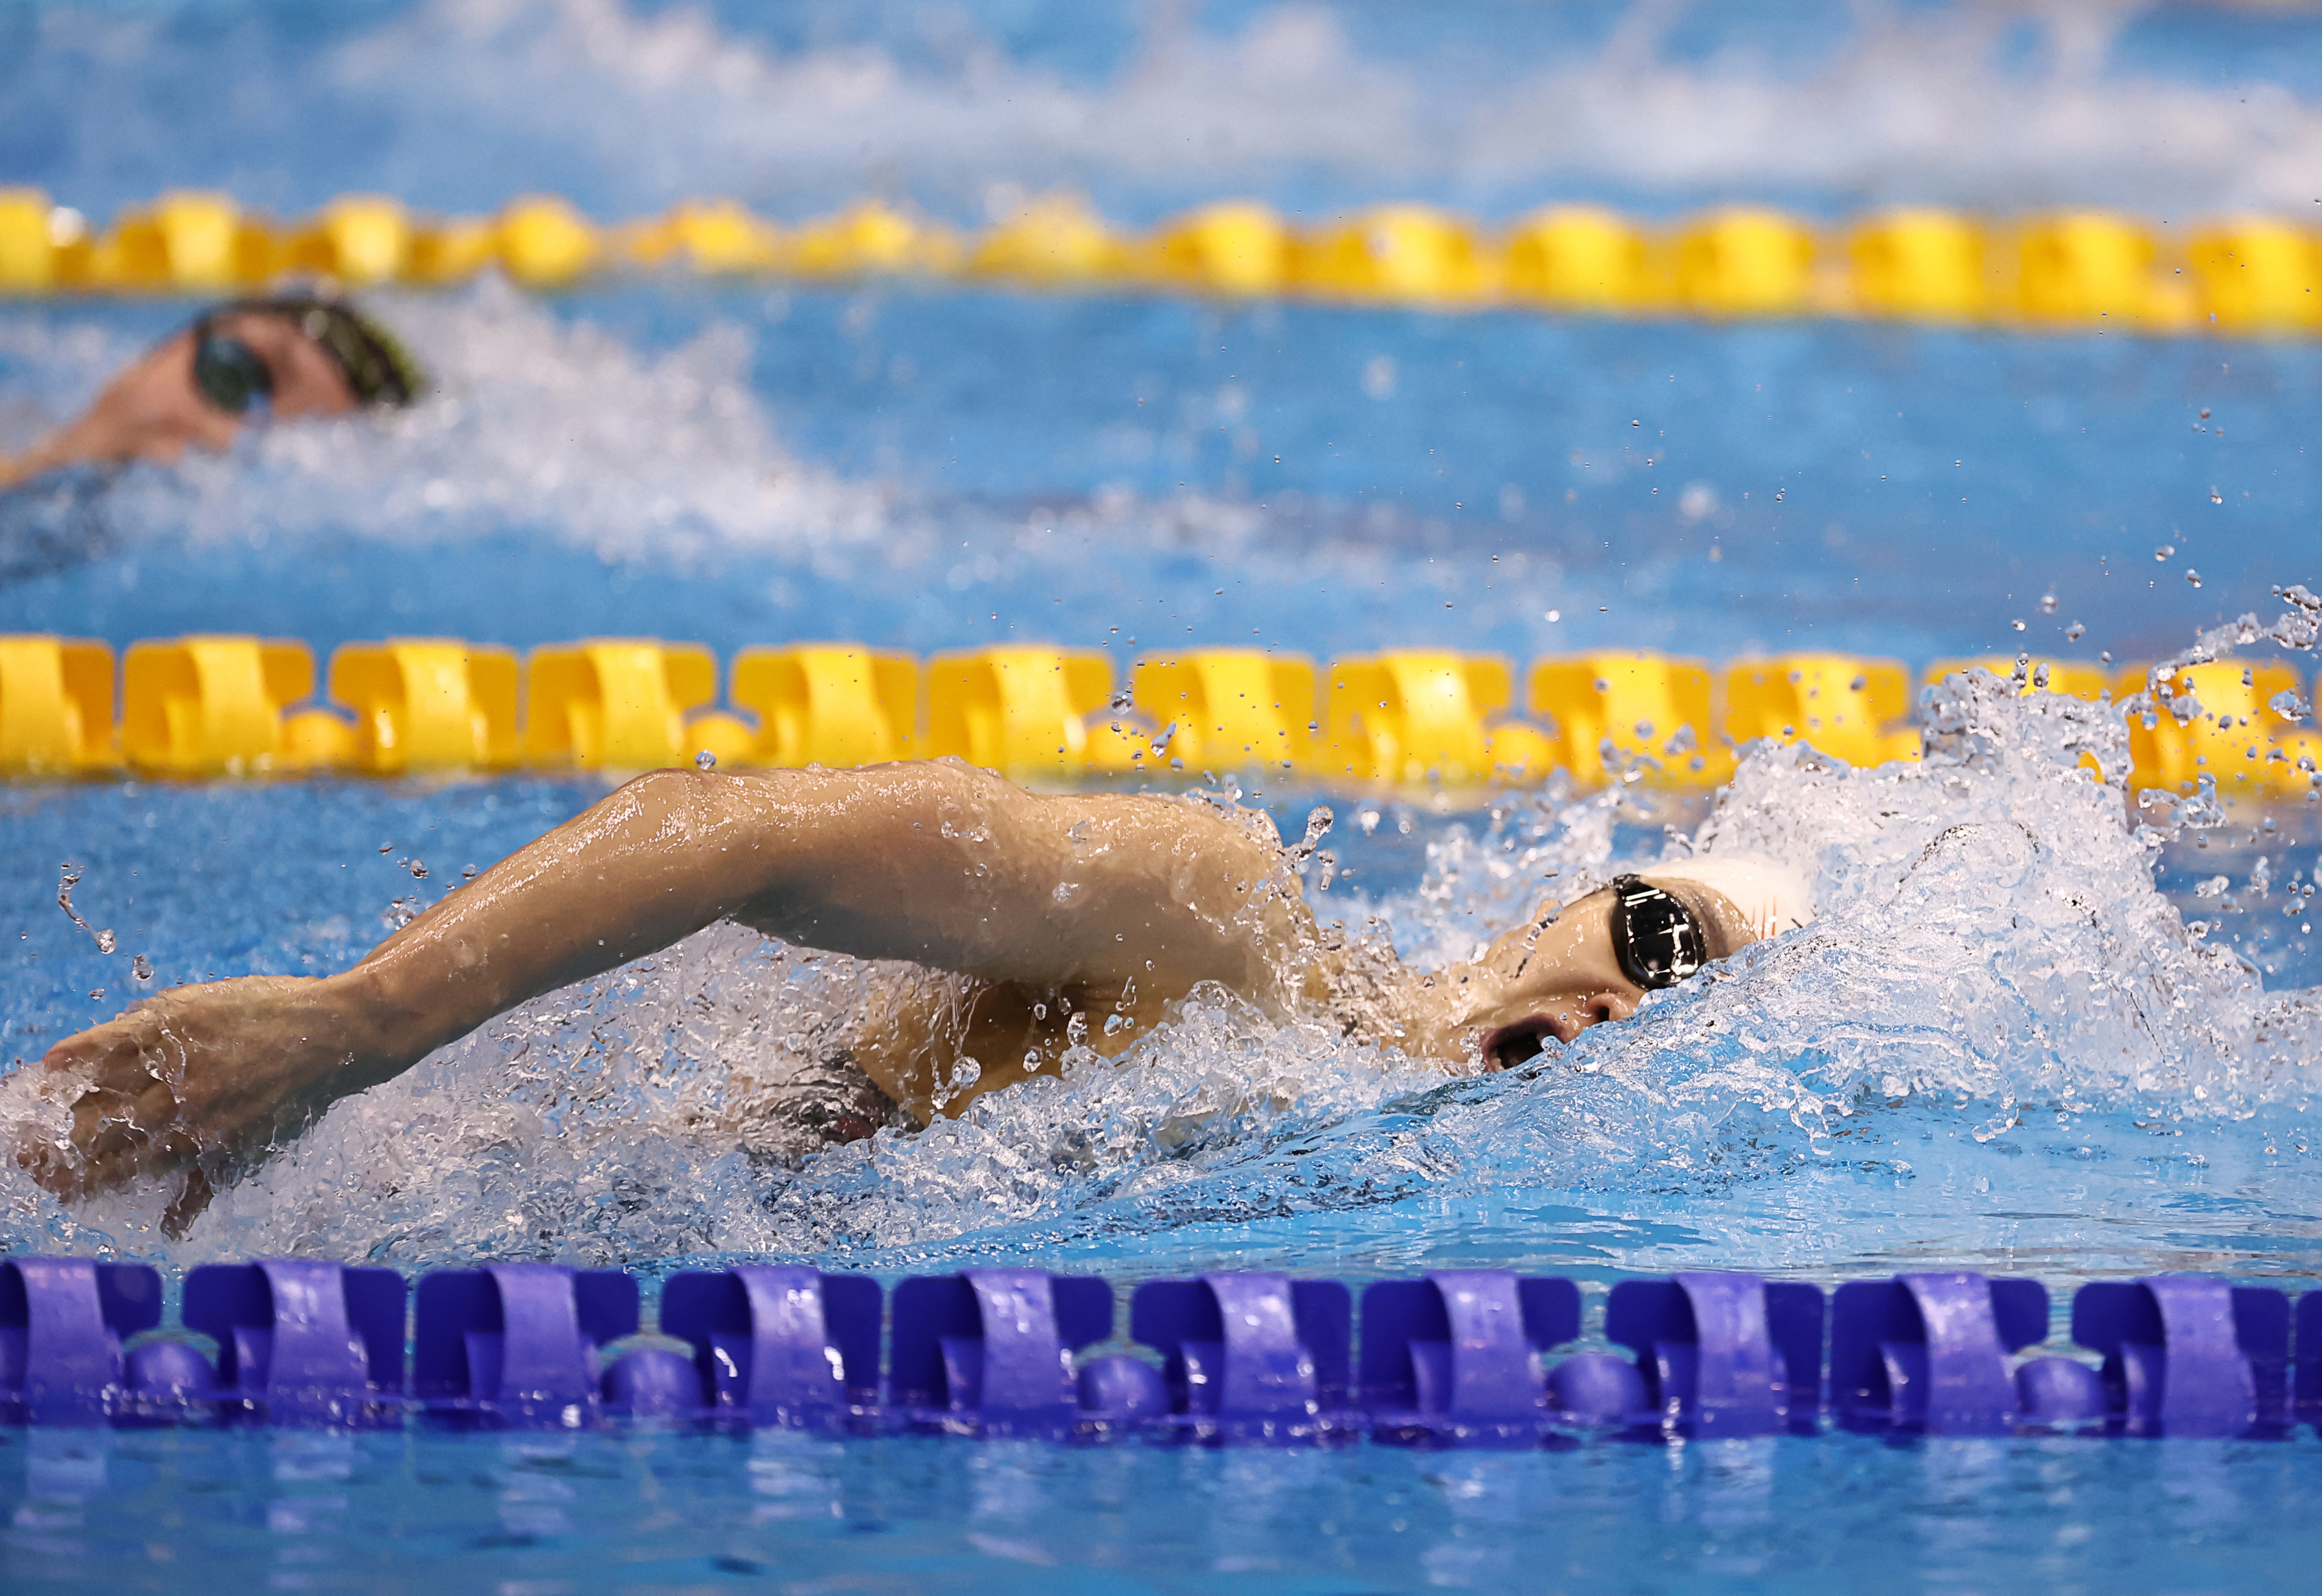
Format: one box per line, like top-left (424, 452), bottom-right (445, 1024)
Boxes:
top-left (1642, 854), bottom-right (1815, 941)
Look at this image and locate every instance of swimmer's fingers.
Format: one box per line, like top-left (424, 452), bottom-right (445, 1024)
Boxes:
top-left (7, 1025), bottom-right (189, 1198)
top-left (70, 1077), bottom-right (180, 1165)
top-left (12, 1078), bottom-right (183, 1200)
top-left (41, 1008), bottom-right (192, 1097)
top-left (161, 1165), bottom-right (215, 1239)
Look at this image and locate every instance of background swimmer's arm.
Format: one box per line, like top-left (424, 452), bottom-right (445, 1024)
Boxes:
top-left (7, 334), bottom-right (239, 487)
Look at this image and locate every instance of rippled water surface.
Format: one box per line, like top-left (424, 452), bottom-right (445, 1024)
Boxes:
top-left (9, 2), bottom-right (2322, 1590)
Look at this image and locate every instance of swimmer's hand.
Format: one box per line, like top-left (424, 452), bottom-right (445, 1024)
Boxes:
top-left (14, 976), bottom-right (388, 1233)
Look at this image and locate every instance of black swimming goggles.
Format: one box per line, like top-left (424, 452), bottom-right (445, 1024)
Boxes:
top-left (191, 325), bottom-right (275, 414)
top-left (1608, 873), bottom-right (1706, 991)
top-left (189, 298), bottom-right (421, 416)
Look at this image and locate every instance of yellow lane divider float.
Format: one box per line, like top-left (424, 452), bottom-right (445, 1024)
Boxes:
top-left (2, 634), bottom-right (2315, 800)
top-left (3, 187), bottom-right (2320, 337)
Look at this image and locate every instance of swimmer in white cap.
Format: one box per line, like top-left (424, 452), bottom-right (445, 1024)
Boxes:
top-left (19, 762), bottom-right (1812, 1223)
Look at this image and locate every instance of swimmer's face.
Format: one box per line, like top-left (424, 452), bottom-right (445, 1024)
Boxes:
top-left (55, 309), bottom-right (358, 469)
top-left (1417, 877), bottom-right (1759, 1070)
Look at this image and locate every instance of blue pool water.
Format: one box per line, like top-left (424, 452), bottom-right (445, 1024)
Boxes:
top-left (8, 2), bottom-right (2322, 1590)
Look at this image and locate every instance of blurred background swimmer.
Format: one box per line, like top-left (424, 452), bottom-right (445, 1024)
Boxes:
top-left (0, 294), bottom-right (422, 489)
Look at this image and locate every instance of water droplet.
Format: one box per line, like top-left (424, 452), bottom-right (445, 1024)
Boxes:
top-left (378, 841), bottom-right (395, 854)
top-left (2039, 591), bottom-right (2058, 613)
top-left (131, 954), bottom-right (154, 982)
top-left (1544, 609), bottom-right (1561, 623)
top-left (461, 864), bottom-right (478, 880)
top-left (2186, 569), bottom-right (2203, 588)
top-left (55, 862), bottom-right (114, 954)
top-left (405, 859), bottom-right (428, 880)
top-left (2209, 488), bottom-right (2223, 505)
top-left (2200, 408), bottom-right (2212, 419)
top-left (2065, 622), bottom-right (2086, 641)
top-left (2011, 619), bottom-right (2027, 632)
top-left (694, 749), bottom-right (717, 771)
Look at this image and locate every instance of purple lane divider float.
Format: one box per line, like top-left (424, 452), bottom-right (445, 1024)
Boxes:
top-left (180, 1259), bottom-right (406, 1425)
top-left (0, 1257), bottom-right (162, 1425)
top-left (1360, 1271), bottom-right (1580, 1446)
top-left (1130, 1272), bottom-right (1353, 1442)
top-left (1605, 1272), bottom-right (1825, 1437)
top-left (414, 1263), bottom-right (638, 1428)
top-left (2296, 1291), bottom-right (2322, 1431)
top-left (889, 1269), bottom-right (1116, 1437)
top-left (657, 1265), bottom-right (880, 1427)
top-left (5, 1255), bottom-right (2320, 1443)
top-left (1830, 1272), bottom-right (2050, 1436)
top-left (2071, 1275), bottom-right (2289, 1438)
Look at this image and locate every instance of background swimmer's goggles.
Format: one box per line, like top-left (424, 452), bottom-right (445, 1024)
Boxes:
top-left (189, 298), bottom-right (425, 416)
top-left (191, 328), bottom-right (273, 414)
top-left (1609, 874), bottom-right (1706, 990)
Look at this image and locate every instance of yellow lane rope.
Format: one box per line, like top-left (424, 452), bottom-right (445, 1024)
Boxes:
top-left (0, 634), bottom-right (2310, 797)
top-left (2, 188), bottom-right (2318, 336)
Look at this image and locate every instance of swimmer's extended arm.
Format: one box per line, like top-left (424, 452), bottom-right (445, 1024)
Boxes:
top-left (23, 761), bottom-right (1309, 1213)
top-left (356, 760), bottom-right (1307, 1049)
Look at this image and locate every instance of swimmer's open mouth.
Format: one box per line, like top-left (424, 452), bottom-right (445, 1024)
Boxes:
top-left (1481, 1017), bottom-right (1557, 1071)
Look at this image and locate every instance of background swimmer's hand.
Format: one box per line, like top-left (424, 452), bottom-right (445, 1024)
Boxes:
top-left (16, 333), bottom-right (240, 482)
top-left (18, 975), bottom-right (386, 1232)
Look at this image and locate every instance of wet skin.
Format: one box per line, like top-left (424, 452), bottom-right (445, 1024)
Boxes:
top-left (15, 761), bottom-right (1758, 1223)
top-left (0, 310), bottom-right (356, 489)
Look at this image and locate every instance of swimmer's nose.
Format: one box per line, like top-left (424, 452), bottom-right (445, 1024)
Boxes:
top-left (1547, 989), bottom-right (1639, 1042)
